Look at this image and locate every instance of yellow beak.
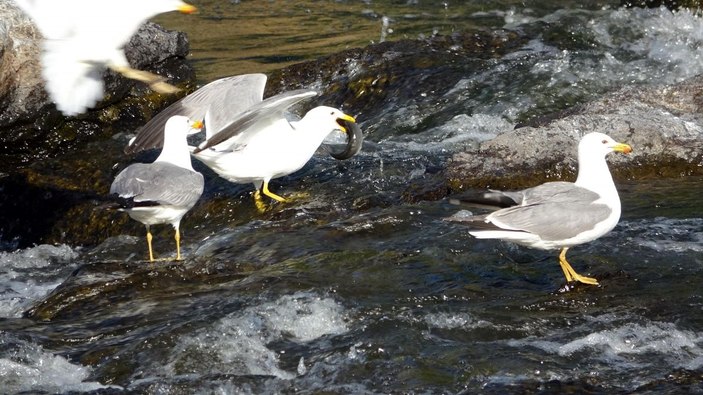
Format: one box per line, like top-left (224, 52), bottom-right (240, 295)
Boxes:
top-left (336, 113), bottom-right (357, 133)
top-left (178, 2), bottom-right (197, 14)
top-left (191, 120), bottom-right (204, 130)
top-left (613, 142), bottom-right (632, 154)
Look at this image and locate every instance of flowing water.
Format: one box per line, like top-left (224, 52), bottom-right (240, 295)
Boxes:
top-left (2, 1), bottom-right (703, 393)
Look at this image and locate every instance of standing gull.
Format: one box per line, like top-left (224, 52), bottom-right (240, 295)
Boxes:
top-left (110, 115), bottom-right (204, 262)
top-left (447, 132), bottom-right (632, 286)
top-left (12, 0), bottom-right (197, 116)
top-left (125, 73), bottom-right (363, 210)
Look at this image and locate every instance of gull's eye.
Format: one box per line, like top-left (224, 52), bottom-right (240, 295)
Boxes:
top-left (330, 111), bottom-right (335, 116)
top-left (601, 139), bottom-right (608, 144)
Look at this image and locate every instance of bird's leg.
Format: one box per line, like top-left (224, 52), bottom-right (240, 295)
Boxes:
top-left (558, 247), bottom-right (599, 285)
top-left (146, 225), bottom-right (155, 262)
top-left (557, 248), bottom-right (575, 283)
top-left (262, 180), bottom-right (286, 202)
top-left (174, 227), bottom-right (182, 261)
top-left (253, 189), bottom-right (268, 213)
top-left (108, 65), bottom-right (180, 95)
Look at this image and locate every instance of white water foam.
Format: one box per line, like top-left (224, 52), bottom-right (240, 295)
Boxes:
top-left (503, 318), bottom-right (703, 389)
top-left (555, 322), bottom-right (702, 360)
top-left (0, 244), bottom-right (79, 318)
top-left (161, 292), bottom-right (349, 380)
top-left (441, 7), bottom-right (703, 125)
top-left (611, 7), bottom-right (703, 82)
top-left (0, 334), bottom-right (118, 393)
top-left (529, 7), bottom-right (703, 85)
top-left (424, 311), bottom-right (496, 330)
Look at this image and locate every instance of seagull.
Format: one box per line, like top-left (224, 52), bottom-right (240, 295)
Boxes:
top-left (12, 0), bottom-right (197, 116)
top-left (447, 132), bottom-right (632, 287)
top-left (125, 73), bottom-right (363, 210)
top-left (190, 95), bottom-right (357, 209)
top-left (110, 115), bottom-right (204, 262)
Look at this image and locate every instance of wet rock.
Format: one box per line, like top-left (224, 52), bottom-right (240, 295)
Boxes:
top-left (266, 30), bottom-right (529, 139)
top-left (0, 139), bottom-right (126, 249)
top-left (0, 2), bottom-right (45, 126)
top-left (0, 2), bottom-right (195, 169)
top-left (447, 76), bottom-right (703, 190)
top-left (23, 258), bottom-right (250, 322)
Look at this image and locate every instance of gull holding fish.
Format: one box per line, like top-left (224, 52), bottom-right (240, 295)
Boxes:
top-left (126, 73), bottom-right (363, 210)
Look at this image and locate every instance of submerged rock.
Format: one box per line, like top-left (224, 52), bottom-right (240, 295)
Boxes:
top-left (0, 2), bottom-right (195, 169)
top-left (447, 76), bottom-right (703, 190)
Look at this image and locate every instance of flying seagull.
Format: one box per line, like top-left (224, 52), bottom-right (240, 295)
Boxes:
top-left (12, 0), bottom-right (197, 116)
top-left (447, 132), bottom-right (632, 287)
top-left (110, 115), bottom-right (204, 262)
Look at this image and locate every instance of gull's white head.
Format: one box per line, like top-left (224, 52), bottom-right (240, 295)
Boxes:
top-left (579, 132), bottom-right (632, 159)
top-left (575, 132), bottom-right (632, 191)
top-left (164, 115), bottom-right (203, 137)
top-left (157, 115), bottom-right (203, 169)
top-left (301, 106), bottom-right (357, 136)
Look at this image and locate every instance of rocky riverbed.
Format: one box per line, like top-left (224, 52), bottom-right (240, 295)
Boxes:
top-left (0, 1), bottom-right (701, 393)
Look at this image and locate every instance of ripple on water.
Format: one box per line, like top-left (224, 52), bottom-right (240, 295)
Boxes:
top-left (616, 218), bottom-right (703, 253)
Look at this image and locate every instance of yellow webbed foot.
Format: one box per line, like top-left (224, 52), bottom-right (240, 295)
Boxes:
top-left (558, 247), bottom-right (599, 286)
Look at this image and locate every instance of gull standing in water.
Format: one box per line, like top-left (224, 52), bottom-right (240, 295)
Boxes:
top-left (110, 116), bottom-right (204, 262)
top-left (447, 132), bottom-right (632, 287)
top-left (125, 74), bottom-right (363, 210)
top-left (12, 0), bottom-right (197, 116)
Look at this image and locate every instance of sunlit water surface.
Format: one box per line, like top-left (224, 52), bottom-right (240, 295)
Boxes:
top-left (2, 1), bottom-right (703, 393)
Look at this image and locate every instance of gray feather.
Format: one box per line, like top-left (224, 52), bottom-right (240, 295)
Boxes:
top-left (193, 90), bottom-right (317, 153)
top-left (486, 182), bottom-right (611, 240)
top-left (125, 74), bottom-right (267, 154)
top-left (110, 162), bottom-right (204, 208)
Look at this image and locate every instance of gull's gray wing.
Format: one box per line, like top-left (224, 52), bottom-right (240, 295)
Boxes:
top-left (193, 89), bottom-right (317, 153)
top-left (485, 183), bottom-right (611, 241)
top-left (125, 74), bottom-right (267, 155)
top-left (519, 182), bottom-right (589, 205)
top-left (110, 162), bottom-right (204, 207)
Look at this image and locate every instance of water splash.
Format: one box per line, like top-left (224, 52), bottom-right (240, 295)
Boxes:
top-left (0, 333), bottom-right (117, 393)
top-left (162, 292), bottom-right (349, 379)
top-left (0, 244), bottom-right (79, 318)
top-left (556, 321), bottom-right (702, 359)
